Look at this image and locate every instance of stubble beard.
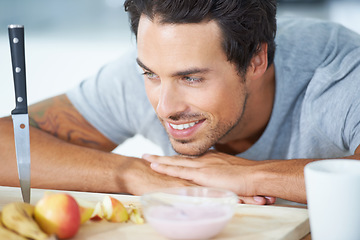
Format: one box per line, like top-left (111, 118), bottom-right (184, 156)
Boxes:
top-left (164, 92), bottom-right (249, 157)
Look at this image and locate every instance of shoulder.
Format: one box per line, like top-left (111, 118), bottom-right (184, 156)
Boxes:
top-left (275, 17), bottom-right (360, 75)
top-left (276, 17), bottom-right (357, 40)
top-left (91, 48), bottom-right (146, 102)
top-left (276, 17), bottom-right (360, 58)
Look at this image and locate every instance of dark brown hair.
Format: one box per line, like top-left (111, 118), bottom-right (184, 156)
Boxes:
top-left (124, 0), bottom-right (277, 74)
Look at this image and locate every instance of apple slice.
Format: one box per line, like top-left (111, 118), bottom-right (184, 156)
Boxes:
top-left (101, 196), bottom-right (129, 223)
top-left (74, 197), bottom-right (96, 224)
top-left (90, 196), bottom-right (129, 222)
top-left (90, 201), bottom-right (104, 221)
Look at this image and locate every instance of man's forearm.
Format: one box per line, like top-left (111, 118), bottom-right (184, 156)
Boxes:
top-left (253, 159), bottom-right (315, 204)
top-left (0, 116), bottom-right (195, 194)
top-left (254, 153), bottom-right (360, 204)
top-left (0, 116), bottom-right (134, 193)
top-left (142, 150), bottom-right (360, 204)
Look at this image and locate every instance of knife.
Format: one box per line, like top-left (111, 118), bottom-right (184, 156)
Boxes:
top-left (8, 24), bottom-right (31, 203)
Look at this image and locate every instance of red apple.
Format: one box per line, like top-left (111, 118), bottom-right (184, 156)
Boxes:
top-left (34, 193), bottom-right (81, 239)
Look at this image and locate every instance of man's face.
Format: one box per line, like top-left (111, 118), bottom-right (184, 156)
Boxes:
top-left (137, 15), bottom-right (248, 156)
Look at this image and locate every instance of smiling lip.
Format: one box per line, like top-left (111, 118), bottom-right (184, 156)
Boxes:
top-left (169, 121), bottom-right (199, 130)
top-left (167, 120), bottom-right (204, 139)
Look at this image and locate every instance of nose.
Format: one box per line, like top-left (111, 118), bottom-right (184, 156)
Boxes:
top-left (156, 81), bottom-right (187, 120)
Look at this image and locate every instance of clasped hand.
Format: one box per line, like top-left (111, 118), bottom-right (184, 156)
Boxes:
top-left (142, 150), bottom-right (276, 205)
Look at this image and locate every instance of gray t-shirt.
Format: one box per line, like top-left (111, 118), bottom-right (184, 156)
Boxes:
top-left (67, 17), bottom-right (360, 160)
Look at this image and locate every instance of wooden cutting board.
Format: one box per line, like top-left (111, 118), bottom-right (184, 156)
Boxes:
top-left (0, 186), bottom-right (310, 240)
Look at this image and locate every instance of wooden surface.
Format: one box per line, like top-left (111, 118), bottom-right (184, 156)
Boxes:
top-left (0, 186), bottom-right (310, 240)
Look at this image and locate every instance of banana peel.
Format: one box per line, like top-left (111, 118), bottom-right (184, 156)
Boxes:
top-left (0, 212), bottom-right (28, 240)
top-left (1, 202), bottom-right (48, 240)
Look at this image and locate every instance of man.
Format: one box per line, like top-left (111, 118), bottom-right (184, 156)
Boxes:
top-left (1, 0), bottom-right (360, 205)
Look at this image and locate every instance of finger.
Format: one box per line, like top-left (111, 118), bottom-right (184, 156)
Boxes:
top-left (264, 196), bottom-right (277, 205)
top-left (142, 154), bottom-right (201, 168)
top-left (142, 154), bottom-right (159, 162)
top-left (238, 196), bottom-right (272, 205)
top-left (149, 162), bottom-right (197, 181)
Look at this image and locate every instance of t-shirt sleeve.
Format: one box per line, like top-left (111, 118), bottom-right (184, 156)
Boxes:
top-left (304, 25), bottom-right (360, 155)
top-left (66, 50), bottom-right (145, 145)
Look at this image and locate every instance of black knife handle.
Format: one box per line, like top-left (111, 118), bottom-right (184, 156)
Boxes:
top-left (8, 25), bottom-right (28, 115)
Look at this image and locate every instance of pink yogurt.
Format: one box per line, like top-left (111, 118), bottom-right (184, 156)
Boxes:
top-left (145, 203), bottom-right (234, 239)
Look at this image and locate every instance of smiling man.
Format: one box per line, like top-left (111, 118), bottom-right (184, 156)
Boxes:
top-left (1, 0), bottom-right (360, 205)
top-left (137, 17), bottom-right (255, 156)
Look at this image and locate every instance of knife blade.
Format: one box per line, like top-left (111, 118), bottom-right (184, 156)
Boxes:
top-left (8, 24), bottom-right (31, 203)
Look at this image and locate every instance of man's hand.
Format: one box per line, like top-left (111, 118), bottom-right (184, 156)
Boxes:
top-left (120, 156), bottom-right (197, 195)
top-left (142, 150), bottom-right (276, 205)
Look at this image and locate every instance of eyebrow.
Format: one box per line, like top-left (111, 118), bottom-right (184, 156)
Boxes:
top-left (136, 58), bottom-right (211, 77)
top-left (136, 58), bottom-right (152, 72)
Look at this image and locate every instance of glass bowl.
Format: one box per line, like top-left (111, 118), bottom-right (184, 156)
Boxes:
top-left (140, 187), bottom-right (238, 239)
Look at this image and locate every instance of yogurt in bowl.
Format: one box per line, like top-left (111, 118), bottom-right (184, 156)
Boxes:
top-left (141, 187), bottom-right (238, 239)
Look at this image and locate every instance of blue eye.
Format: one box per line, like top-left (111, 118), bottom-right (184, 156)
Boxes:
top-left (183, 76), bottom-right (202, 83)
top-left (142, 72), bottom-right (159, 80)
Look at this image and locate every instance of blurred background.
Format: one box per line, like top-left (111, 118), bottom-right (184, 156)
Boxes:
top-left (1, 0), bottom-right (360, 157)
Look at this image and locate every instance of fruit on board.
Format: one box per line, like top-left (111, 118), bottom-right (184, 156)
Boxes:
top-left (1, 202), bottom-right (48, 240)
top-left (42, 192), bottom-right (95, 224)
top-left (0, 211), bottom-right (29, 240)
top-left (90, 201), bottom-right (104, 221)
top-left (102, 196), bottom-right (129, 222)
top-left (127, 204), bottom-right (145, 224)
top-left (91, 196), bottom-right (129, 223)
top-left (0, 224), bottom-right (28, 240)
top-left (34, 193), bottom-right (81, 239)
top-left (0, 193), bottom-right (144, 240)
top-left (74, 197), bottom-right (96, 224)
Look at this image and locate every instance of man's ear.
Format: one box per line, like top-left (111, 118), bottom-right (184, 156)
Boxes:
top-left (247, 43), bottom-right (268, 81)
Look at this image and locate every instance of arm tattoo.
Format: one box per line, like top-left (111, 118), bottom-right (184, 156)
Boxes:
top-left (29, 116), bottom-right (40, 129)
top-left (29, 94), bottom-right (115, 151)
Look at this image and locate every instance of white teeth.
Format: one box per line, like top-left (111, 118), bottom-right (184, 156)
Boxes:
top-left (170, 121), bottom-right (199, 130)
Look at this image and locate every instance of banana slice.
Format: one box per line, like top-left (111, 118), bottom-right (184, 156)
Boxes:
top-left (0, 212), bottom-right (28, 240)
top-left (1, 202), bottom-right (48, 240)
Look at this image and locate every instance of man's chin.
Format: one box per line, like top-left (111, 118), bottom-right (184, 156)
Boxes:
top-left (170, 139), bottom-right (210, 157)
